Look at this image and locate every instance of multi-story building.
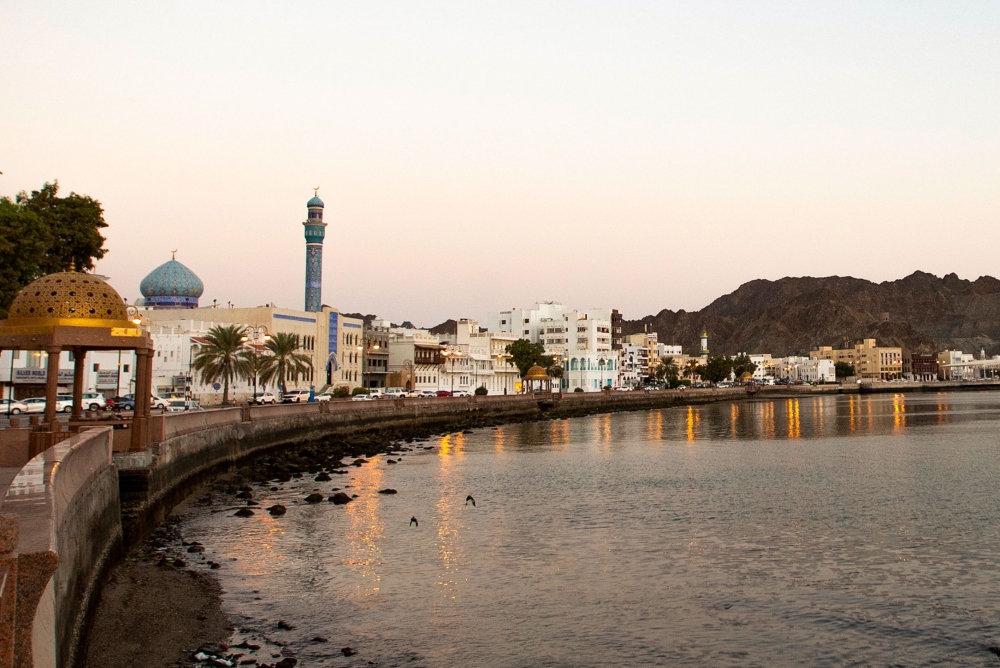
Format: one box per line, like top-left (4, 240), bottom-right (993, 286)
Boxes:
top-left (907, 353), bottom-right (939, 381)
top-left (387, 327), bottom-right (444, 392)
top-left (809, 339), bottom-right (903, 381)
top-left (443, 319), bottom-right (520, 395)
top-left (362, 319), bottom-right (391, 390)
top-left (490, 303), bottom-right (618, 391)
top-left (618, 343), bottom-right (645, 388)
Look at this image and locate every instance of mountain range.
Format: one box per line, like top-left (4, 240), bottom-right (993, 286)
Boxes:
top-left (622, 272), bottom-right (1000, 357)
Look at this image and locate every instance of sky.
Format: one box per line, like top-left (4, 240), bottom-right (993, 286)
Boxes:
top-left (2, 1), bottom-right (999, 327)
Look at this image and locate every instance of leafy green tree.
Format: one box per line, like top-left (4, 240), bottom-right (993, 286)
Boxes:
top-left (685, 359), bottom-right (701, 382)
top-left (0, 181), bottom-right (109, 317)
top-left (835, 361), bottom-right (855, 378)
top-left (732, 354), bottom-right (757, 379)
top-left (547, 364), bottom-right (564, 380)
top-left (351, 387), bottom-right (369, 395)
top-left (259, 332), bottom-right (314, 395)
top-left (192, 325), bottom-right (252, 404)
top-left (698, 355), bottom-right (735, 384)
top-left (506, 339), bottom-right (548, 377)
top-left (474, 385), bottom-right (488, 396)
top-left (333, 386), bottom-right (351, 398)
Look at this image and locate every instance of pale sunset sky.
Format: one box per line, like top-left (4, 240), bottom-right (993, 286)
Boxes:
top-left (2, 1), bottom-right (998, 325)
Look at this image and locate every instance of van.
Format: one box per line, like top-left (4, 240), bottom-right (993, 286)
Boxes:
top-left (368, 388), bottom-right (385, 399)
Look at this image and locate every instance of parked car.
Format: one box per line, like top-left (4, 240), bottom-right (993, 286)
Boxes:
top-left (452, 390), bottom-right (472, 398)
top-left (367, 388), bottom-right (385, 399)
top-left (22, 398), bottom-right (47, 413)
top-left (281, 389), bottom-right (312, 403)
top-left (54, 395), bottom-right (76, 413)
top-left (351, 393), bottom-right (374, 401)
top-left (253, 391), bottom-right (279, 405)
top-left (384, 387), bottom-right (406, 399)
top-left (314, 392), bottom-right (333, 402)
top-left (436, 390), bottom-right (453, 397)
top-left (166, 399), bottom-right (201, 412)
top-left (80, 392), bottom-right (107, 411)
top-left (0, 399), bottom-right (28, 415)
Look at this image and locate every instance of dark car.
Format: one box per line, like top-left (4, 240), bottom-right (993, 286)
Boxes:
top-left (107, 394), bottom-right (135, 411)
top-left (436, 390), bottom-right (453, 397)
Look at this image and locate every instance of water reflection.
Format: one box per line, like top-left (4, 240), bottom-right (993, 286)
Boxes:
top-left (344, 459), bottom-right (385, 597)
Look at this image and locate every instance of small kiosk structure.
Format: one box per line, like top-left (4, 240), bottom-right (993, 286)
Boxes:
top-left (0, 271), bottom-right (155, 454)
top-left (522, 364), bottom-right (552, 394)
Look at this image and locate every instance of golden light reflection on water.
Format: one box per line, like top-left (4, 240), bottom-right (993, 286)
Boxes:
top-left (600, 413), bottom-right (612, 449)
top-left (344, 461), bottom-right (386, 597)
top-left (730, 403), bottom-right (739, 438)
top-left (438, 433), bottom-right (466, 458)
top-left (685, 406), bottom-right (700, 442)
top-left (786, 399), bottom-right (801, 439)
top-left (761, 401), bottom-right (776, 440)
top-left (494, 427), bottom-right (506, 454)
top-left (893, 393), bottom-right (907, 431)
top-left (848, 394), bottom-right (856, 433)
top-left (228, 517), bottom-right (287, 577)
top-left (647, 410), bottom-right (663, 442)
top-left (550, 419), bottom-right (570, 450)
top-left (435, 438), bottom-right (465, 601)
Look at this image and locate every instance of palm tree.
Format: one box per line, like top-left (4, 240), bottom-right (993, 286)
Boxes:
top-left (655, 356), bottom-right (679, 385)
top-left (686, 359), bottom-right (701, 382)
top-left (259, 332), bottom-right (314, 396)
top-left (192, 324), bottom-right (252, 404)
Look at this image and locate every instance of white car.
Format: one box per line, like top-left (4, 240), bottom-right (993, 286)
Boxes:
top-left (22, 398), bottom-right (47, 413)
top-left (452, 390), bottom-right (472, 398)
top-left (80, 392), bottom-right (107, 411)
top-left (0, 399), bottom-right (28, 415)
top-left (282, 389), bottom-right (312, 403)
top-left (253, 391), bottom-right (279, 405)
top-left (351, 393), bottom-right (374, 401)
top-left (314, 392), bottom-right (333, 402)
top-left (384, 388), bottom-right (406, 399)
top-left (367, 388), bottom-right (385, 399)
top-left (166, 399), bottom-right (201, 412)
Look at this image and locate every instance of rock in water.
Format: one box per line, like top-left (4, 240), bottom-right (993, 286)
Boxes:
top-left (275, 659), bottom-right (298, 668)
top-left (378, 488), bottom-right (398, 495)
top-left (304, 493), bottom-right (324, 503)
top-left (268, 504), bottom-right (287, 516)
top-left (315, 472), bottom-right (332, 481)
top-left (277, 619), bottom-right (294, 630)
top-left (234, 508), bottom-right (255, 517)
top-left (312, 636), bottom-right (329, 642)
top-left (342, 647), bottom-right (357, 656)
top-left (329, 492), bottom-right (353, 505)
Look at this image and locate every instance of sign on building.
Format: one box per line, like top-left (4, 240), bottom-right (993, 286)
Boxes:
top-left (13, 369), bottom-right (74, 384)
top-left (96, 370), bottom-right (119, 389)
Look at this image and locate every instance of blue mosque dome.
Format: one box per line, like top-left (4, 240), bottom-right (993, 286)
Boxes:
top-left (139, 254), bottom-right (204, 309)
top-left (307, 195), bottom-right (324, 208)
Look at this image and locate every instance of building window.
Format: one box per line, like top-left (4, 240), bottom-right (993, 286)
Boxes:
top-left (93, 363), bottom-right (100, 372)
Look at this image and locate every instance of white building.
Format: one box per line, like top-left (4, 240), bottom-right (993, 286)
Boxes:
top-left (142, 306), bottom-right (364, 403)
top-left (441, 319), bottom-right (520, 395)
top-left (387, 327), bottom-right (444, 393)
top-left (772, 356), bottom-right (836, 383)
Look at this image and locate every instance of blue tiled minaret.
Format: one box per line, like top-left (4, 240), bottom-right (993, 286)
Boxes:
top-left (303, 188), bottom-right (327, 312)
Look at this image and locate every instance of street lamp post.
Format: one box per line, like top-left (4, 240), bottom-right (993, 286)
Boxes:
top-left (241, 325), bottom-right (270, 404)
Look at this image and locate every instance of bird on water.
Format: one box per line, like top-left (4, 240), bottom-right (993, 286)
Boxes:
top-left (465, 495), bottom-right (476, 507)
top-left (410, 516), bottom-right (419, 527)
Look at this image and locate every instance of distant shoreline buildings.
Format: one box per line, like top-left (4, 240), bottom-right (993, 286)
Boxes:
top-left (3, 191), bottom-right (1000, 404)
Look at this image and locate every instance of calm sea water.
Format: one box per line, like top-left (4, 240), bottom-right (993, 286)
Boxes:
top-left (182, 392), bottom-right (1000, 667)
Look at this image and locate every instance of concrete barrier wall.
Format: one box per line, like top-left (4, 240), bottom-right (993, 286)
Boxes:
top-left (0, 427), bottom-right (121, 668)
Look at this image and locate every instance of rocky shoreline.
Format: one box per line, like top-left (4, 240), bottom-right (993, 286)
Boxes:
top-left (86, 420), bottom-right (483, 668)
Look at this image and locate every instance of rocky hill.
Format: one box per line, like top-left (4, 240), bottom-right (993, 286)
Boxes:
top-left (623, 272), bottom-right (1000, 357)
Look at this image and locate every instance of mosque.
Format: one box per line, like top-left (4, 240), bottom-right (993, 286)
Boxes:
top-left (134, 191), bottom-right (362, 402)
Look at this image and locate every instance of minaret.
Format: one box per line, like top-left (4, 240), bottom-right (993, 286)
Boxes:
top-left (303, 188), bottom-right (327, 312)
top-left (700, 330), bottom-right (709, 356)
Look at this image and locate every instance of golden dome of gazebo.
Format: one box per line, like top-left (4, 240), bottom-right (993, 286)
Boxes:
top-left (525, 364), bottom-right (549, 379)
top-left (4, 272), bottom-right (131, 327)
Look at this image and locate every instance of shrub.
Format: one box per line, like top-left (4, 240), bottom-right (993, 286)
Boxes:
top-left (573, 387), bottom-right (584, 393)
top-left (669, 378), bottom-right (691, 389)
top-left (351, 387), bottom-right (369, 395)
top-left (332, 386), bottom-right (351, 398)
top-left (474, 386), bottom-right (488, 396)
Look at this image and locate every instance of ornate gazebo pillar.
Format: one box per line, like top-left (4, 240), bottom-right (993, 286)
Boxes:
top-left (43, 346), bottom-right (61, 428)
top-left (71, 347), bottom-right (86, 421)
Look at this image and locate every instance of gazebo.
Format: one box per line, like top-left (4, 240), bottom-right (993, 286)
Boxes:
top-left (523, 364), bottom-right (551, 394)
top-left (0, 271), bottom-right (155, 454)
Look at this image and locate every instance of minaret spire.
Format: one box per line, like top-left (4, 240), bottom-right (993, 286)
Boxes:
top-left (303, 189), bottom-right (327, 312)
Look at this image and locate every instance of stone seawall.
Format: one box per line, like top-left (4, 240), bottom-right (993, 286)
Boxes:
top-left (0, 427), bottom-right (121, 668)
